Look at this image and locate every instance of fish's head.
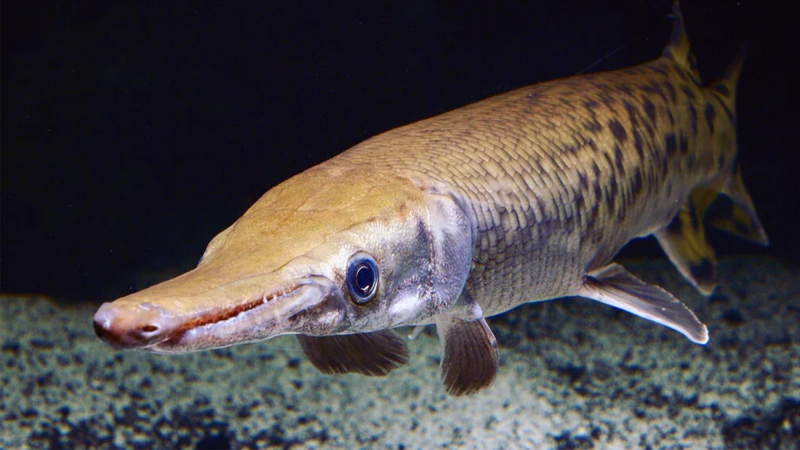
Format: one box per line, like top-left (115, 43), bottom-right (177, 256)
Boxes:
top-left (93, 166), bottom-right (474, 353)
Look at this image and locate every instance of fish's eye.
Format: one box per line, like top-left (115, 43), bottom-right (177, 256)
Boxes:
top-left (346, 254), bottom-right (379, 304)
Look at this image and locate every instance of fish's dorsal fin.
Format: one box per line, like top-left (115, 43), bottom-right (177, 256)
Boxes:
top-left (654, 193), bottom-right (719, 296)
top-left (436, 314), bottom-right (499, 396)
top-left (661, 1), bottom-right (701, 83)
top-left (577, 263), bottom-right (708, 344)
top-left (297, 330), bottom-right (409, 377)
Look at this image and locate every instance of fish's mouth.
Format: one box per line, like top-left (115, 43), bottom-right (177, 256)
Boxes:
top-left (94, 281), bottom-right (329, 353)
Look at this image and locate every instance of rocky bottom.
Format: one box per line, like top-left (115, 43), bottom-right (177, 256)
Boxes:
top-left (2, 256), bottom-right (798, 449)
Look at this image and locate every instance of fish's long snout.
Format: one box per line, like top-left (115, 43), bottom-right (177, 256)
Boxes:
top-left (93, 301), bottom-right (180, 349)
top-left (93, 273), bottom-right (341, 353)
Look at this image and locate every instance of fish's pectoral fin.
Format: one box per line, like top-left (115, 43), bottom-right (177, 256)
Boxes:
top-left (297, 330), bottom-right (409, 377)
top-left (577, 263), bottom-right (709, 344)
top-left (436, 313), bottom-right (499, 396)
top-left (654, 195), bottom-right (718, 295)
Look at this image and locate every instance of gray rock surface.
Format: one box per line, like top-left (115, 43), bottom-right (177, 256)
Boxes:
top-left (2, 256), bottom-right (798, 449)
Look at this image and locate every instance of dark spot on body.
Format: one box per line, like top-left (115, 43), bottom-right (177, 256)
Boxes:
top-left (665, 133), bottom-right (677, 156)
top-left (598, 92), bottom-right (615, 108)
top-left (583, 99), bottom-right (600, 110)
top-left (613, 144), bottom-right (626, 174)
top-left (633, 130), bottom-right (645, 160)
top-left (578, 172), bottom-right (589, 190)
top-left (609, 119), bottom-right (628, 143)
top-left (643, 98), bottom-right (656, 123)
top-left (586, 204), bottom-right (600, 230)
top-left (688, 103), bottom-right (698, 134)
top-left (681, 85), bottom-right (696, 100)
top-left (647, 64), bottom-right (669, 76)
top-left (574, 190), bottom-right (585, 209)
top-left (624, 101), bottom-right (639, 126)
top-left (679, 135), bottom-right (689, 154)
top-left (705, 102), bottom-right (717, 134)
top-left (664, 82), bottom-right (677, 103)
top-left (631, 169), bottom-right (643, 195)
top-left (584, 119), bottom-right (603, 133)
top-left (639, 83), bottom-right (667, 102)
top-left (593, 180), bottom-right (603, 202)
top-left (595, 82), bottom-right (611, 92)
top-left (588, 140), bottom-right (599, 153)
top-left (618, 84), bottom-right (633, 96)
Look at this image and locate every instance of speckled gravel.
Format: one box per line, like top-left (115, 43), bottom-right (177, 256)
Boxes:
top-left (2, 256), bottom-right (798, 449)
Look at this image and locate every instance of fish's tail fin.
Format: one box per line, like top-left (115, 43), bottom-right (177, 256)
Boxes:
top-left (662, 1), bottom-right (701, 83)
top-left (701, 41), bottom-right (767, 247)
top-left (705, 168), bottom-right (769, 246)
top-left (654, 5), bottom-right (766, 296)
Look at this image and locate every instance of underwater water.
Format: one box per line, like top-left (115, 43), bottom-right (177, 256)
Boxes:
top-left (3, 0), bottom-right (798, 448)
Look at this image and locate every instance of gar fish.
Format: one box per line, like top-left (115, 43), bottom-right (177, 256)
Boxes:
top-left (94, 2), bottom-right (767, 396)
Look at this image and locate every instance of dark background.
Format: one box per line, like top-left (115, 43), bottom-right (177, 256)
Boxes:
top-left (2, 0), bottom-right (797, 304)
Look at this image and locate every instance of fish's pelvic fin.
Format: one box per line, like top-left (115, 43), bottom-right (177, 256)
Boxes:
top-left (297, 330), bottom-right (409, 377)
top-left (578, 263), bottom-right (709, 344)
top-left (436, 313), bottom-right (498, 396)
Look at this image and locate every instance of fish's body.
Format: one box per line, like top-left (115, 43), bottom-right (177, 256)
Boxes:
top-left (332, 53), bottom-right (728, 317)
top-left (94, 3), bottom-right (767, 395)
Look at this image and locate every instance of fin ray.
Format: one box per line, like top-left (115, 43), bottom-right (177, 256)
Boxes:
top-left (578, 263), bottom-right (708, 344)
top-left (436, 315), bottom-right (499, 396)
top-left (297, 330), bottom-right (409, 377)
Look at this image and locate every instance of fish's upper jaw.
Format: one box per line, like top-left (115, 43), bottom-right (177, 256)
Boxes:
top-left (93, 300), bottom-right (181, 350)
top-left (93, 273), bottom-right (339, 353)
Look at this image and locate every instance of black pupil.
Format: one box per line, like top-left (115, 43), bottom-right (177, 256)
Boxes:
top-left (355, 264), bottom-right (374, 294)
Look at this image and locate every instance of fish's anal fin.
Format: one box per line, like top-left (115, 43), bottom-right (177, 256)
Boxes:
top-left (577, 263), bottom-right (709, 344)
top-left (297, 330), bottom-right (409, 377)
top-left (436, 313), bottom-right (498, 396)
top-left (654, 197), bottom-right (718, 296)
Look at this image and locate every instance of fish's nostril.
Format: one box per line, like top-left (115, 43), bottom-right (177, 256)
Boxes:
top-left (141, 325), bottom-right (159, 333)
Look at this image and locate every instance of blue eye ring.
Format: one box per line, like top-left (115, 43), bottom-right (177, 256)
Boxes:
top-left (347, 254), bottom-right (379, 305)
